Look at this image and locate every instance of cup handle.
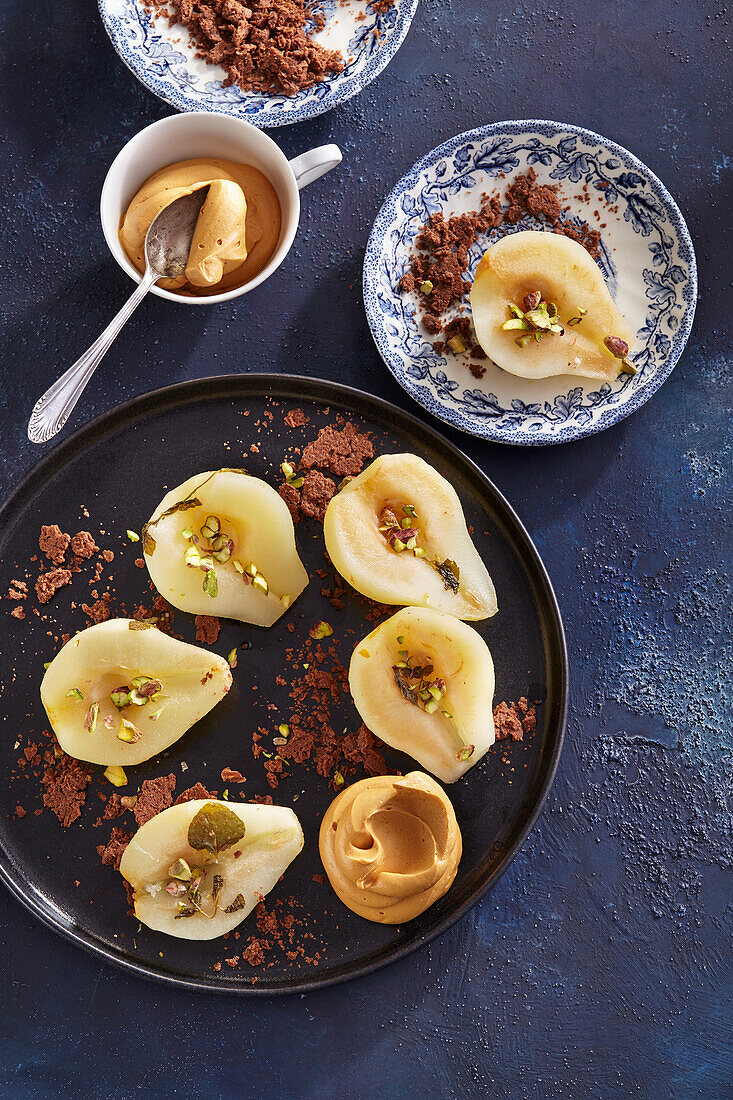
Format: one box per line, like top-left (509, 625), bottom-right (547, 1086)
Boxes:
top-left (289, 144), bottom-right (343, 190)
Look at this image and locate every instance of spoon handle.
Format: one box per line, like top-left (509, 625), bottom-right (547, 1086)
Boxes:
top-left (27, 268), bottom-right (158, 444)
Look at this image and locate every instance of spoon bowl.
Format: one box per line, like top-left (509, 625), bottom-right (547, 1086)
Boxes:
top-left (145, 187), bottom-right (209, 279)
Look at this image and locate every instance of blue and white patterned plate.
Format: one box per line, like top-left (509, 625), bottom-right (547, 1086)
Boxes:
top-left (98, 0), bottom-right (419, 129)
top-left (363, 120), bottom-right (697, 446)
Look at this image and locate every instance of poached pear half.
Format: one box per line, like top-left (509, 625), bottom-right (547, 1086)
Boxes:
top-left (349, 606), bottom-right (496, 783)
top-left (120, 799), bottom-right (304, 939)
top-left (323, 454), bottom-right (497, 621)
top-left (40, 618), bottom-right (232, 766)
top-left (143, 469), bottom-right (308, 627)
top-left (471, 230), bottom-right (635, 381)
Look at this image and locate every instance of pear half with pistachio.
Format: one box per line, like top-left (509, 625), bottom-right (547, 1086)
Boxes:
top-left (143, 469), bottom-right (308, 627)
top-left (40, 619), bottom-right (232, 766)
top-left (349, 607), bottom-right (495, 783)
top-left (120, 800), bottom-right (304, 940)
top-left (323, 453), bottom-right (497, 620)
top-left (470, 230), bottom-right (635, 380)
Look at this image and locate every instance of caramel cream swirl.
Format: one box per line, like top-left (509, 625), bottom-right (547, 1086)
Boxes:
top-left (319, 771), bottom-right (461, 923)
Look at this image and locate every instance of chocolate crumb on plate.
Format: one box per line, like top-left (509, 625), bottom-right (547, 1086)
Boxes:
top-left (134, 774), bottom-right (176, 826)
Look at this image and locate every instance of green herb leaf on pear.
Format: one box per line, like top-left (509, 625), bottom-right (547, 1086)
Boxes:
top-left (187, 803), bottom-right (245, 858)
top-left (223, 893), bottom-right (246, 914)
top-left (434, 558), bottom-right (460, 594)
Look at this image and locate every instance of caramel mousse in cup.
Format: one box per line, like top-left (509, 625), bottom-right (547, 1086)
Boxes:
top-left (319, 771), bottom-right (462, 923)
top-left (100, 112), bottom-right (342, 306)
top-left (119, 158), bottom-right (282, 297)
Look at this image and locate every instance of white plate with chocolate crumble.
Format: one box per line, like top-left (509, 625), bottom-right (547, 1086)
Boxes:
top-left (99, 0), bottom-right (419, 128)
top-left (363, 120), bottom-right (697, 446)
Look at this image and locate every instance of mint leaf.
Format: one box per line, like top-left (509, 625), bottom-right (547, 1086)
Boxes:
top-left (187, 803), bottom-right (245, 857)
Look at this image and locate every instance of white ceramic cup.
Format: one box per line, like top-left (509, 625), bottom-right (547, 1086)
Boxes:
top-left (100, 112), bottom-right (342, 305)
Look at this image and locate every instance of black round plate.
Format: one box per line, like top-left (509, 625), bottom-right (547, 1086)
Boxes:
top-left (0, 375), bottom-right (567, 994)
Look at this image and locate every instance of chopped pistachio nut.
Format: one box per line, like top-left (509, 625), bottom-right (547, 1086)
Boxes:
top-left (200, 515), bottom-right (221, 539)
top-left (456, 744), bottom-right (475, 763)
top-left (392, 652), bottom-right (448, 715)
top-left (232, 559), bottom-right (245, 574)
top-left (66, 688), bottom-right (84, 700)
top-left (333, 772), bottom-right (344, 787)
top-left (104, 765), bottom-right (127, 787)
top-left (310, 621), bottom-right (333, 640)
top-left (227, 647), bottom-right (238, 668)
top-left (567, 306), bottom-right (587, 326)
top-left (278, 723), bottom-right (290, 738)
top-left (169, 858), bottom-right (194, 881)
top-left (185, 545), bottom-right (202, 568)
top-left (337, 476), bottom-right (353, 493)
top-left (126, 530), bottom-right (140, 542)
top-left (84, 702), bottom-right (99, 733)
top-left (503, 294), bottom-right (564, 342)
top-left (181, 527), bottom-right (195, 540)
top-left (203, 569), bottom-right (218, 598)
top-left (252, 573), bottom-right (269, 595)
top-left (281, 460), bottom-right (295, 480)
top-left (419, 279), bottom-right (434, 295)
top-left (224, 893), bottom-right (246, 914)
top-left (117, 717), bottom-right (142, 743)
top-left (604, 334), bottom-right (636, 374)
top-left (447, 335), bottom-right (467, 355)
top-left (110, 688), bottom-right (130, 709)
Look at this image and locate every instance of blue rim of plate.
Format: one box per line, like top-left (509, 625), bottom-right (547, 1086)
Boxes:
top-left (97, 0), bottom-right (420, 129)
top-left (363, 119), bottom-right (698, 446)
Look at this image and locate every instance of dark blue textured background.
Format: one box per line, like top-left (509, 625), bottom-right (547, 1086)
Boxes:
top-left (1, 1), bottom-right (731, 1096)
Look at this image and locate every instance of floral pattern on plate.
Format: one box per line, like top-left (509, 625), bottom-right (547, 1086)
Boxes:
top-left (363, 120), bottom-right (697, 445)
top-left (98, 0), bottom-right (419, 128)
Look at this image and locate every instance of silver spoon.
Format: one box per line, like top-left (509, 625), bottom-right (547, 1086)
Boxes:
top-left (27, 188), bottom-right (209, 444)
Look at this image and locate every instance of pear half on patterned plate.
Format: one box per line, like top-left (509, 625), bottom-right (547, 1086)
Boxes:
top-left (471, 230), bottom-right (635, 381)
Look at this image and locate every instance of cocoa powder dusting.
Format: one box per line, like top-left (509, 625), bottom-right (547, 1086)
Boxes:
top-left (41, 747), bottom-right (92, 827)
top-left (284, 408), bottom-right (309, 428)
top-left (300, 470), bottom-right (336, 522)
top-left (39, 524), bottom-right (70, 564)
top-left (35, 568), bottom-right (72, 604)
top-left (493, 697), bottom-right (537, 742)
top-left (69, 531), bottom-right (99, 560)
top-left (278, 481), bottom-right (302, 524)
top-left (96, 827), bottom-right (133, 870)
top-left (174, 783), bottom-right (218, 804)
